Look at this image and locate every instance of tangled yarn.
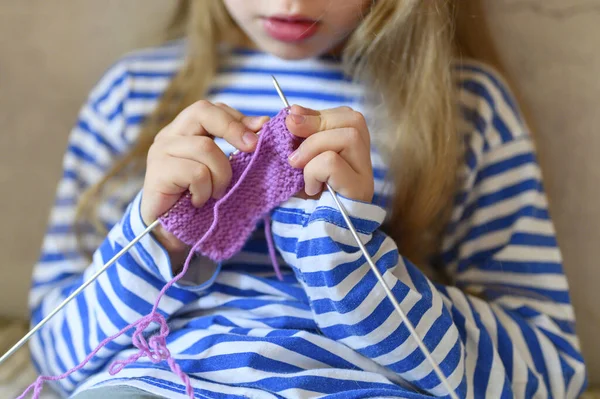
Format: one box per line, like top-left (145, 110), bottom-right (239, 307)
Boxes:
top-left (18, 108), bottom-right (305, 399)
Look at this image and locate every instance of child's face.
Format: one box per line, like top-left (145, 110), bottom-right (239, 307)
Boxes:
top-left (223, 0), bottom-right (372, 59)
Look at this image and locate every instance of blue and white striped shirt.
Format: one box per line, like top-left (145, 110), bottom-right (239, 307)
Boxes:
top-left (28, 40), bottom-right (587, 398)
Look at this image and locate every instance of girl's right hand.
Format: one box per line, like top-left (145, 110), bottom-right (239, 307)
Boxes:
top-left (140, 100), bottom-right (269, 264)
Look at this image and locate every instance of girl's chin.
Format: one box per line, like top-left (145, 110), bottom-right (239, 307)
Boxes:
top-left (255, 36), bottom-right (333, 60)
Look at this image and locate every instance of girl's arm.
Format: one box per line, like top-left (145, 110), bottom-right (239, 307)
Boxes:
top-left (27, 57), bottom-right (216, 396)
top-left (271, 68), bottom-right (587, 398)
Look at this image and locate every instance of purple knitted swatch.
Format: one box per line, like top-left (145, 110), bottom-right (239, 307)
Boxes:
top-left (17, 108), bottom-right (305, 399)
top-left (159, 107), bottom-right (305, 264)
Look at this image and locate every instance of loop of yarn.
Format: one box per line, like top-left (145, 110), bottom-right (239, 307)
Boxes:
top-left (17, 296), bottom-right (195, 398)
top-left (17, 108), bottom-right (304, 399)
top-left (107, 312), bottom-right (170, 375)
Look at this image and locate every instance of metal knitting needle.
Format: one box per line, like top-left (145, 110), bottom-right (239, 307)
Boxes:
top-left (1, 78), bottom-right (455, 399)
top-left (271, 76), bottom-right (458, 399)
top-left (0, 99), bottom-right (265, 367)
top-left (0, 219), bottom-right (161, 366)
top-left (0, 101), bottom-right (262, 366)
top-left (0, 81), bottom-right (272, 366)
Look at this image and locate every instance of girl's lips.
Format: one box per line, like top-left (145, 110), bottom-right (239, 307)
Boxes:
top-left (262, 15), bottom-right (319, 43)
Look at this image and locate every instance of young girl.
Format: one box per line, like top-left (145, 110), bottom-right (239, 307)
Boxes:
top-left (27, 0), bottom-right (587, 398)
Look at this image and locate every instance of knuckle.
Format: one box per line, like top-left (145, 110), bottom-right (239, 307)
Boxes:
top-left (180, 100), bottom-right (212, 121)
top-left (337, 105), bottom-right (354, 113)
top-left (147, 141), bottom-right (163, 160)
top-left (191, 164), bottom-right (210, 184)
top-left (352, 110), bottom-right (366, 126)
top-left (323, 151), bottom-right (340, 169)
top-left (216, 171), bottom-right (233, 193)
top-left (226, 119), bottom-right (245, 138)
top-left (153, 128), bottom-right (166, 143)
top-left (192, 99), bottom-right (212, 111)
top-left (346, 127), bottom-right (362, 145)
top-left (194, 136), bottom-right (215, 153)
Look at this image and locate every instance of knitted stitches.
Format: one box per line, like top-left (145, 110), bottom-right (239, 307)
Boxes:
top-left (18, 108), bottom-right (305, 399)
top-left (159, 107), bottom-right (305, 262)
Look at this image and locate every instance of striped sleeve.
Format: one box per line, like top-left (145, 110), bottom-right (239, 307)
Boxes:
top-left (27, 53), bottom-right (214, 396)
top-left (270, 64), bottom-right (587, 398)
top-left (271, 194), bottom-right (468, 397)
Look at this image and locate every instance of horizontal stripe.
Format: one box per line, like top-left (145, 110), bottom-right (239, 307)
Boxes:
top-left (28, 41), bottom-right (586, 399)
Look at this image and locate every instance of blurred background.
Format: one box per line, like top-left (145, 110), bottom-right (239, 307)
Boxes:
top-left (0, 0), bottom-right (598, 395)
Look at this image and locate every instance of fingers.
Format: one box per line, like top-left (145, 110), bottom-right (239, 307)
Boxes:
top-left (141, 101), bottom-right (270, 230)
top-left (186, 161), bottom-right (214, 207)
top-left (158, 100), bottom-right (269, 152)
top-left (147, 156), bottom-right (213, 209)
top-left (285, 105), bottom-right (369, 144)
top-left (214, 102), bottom-right (270, 132)
top-left (283, 105), bottom-right (375, 203)
top-left (287, 127), bottom-right (371, 176)
top-left (162, 136), bottom-right (232, 199)
top-left (303, 151), bottom-right (361, 198)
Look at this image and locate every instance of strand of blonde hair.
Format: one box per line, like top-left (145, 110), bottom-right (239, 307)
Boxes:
top-left (76, 0), bottom-right (466, 274)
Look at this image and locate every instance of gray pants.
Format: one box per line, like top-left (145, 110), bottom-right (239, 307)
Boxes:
top-left (70, 385), bottom-right (164, 398)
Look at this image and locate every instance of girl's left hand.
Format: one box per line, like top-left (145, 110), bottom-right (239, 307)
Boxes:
top-left (285, 105), bottom-right (374, 203)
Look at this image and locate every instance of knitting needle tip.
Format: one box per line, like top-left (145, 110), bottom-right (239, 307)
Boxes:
top-left (230, 75), bottom-right (287, 160)
top-left (271, 76), bottom-right (291, 109)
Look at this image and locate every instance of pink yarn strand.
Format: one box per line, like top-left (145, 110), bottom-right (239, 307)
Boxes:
top-left (18, 110), bottom-right (300, 399)
top-left (263, 215), bottom-right (283, 281)
top-left (18, 138), bottom-right (268, 399)
top-left (18, 248), bottom-right (200, 399)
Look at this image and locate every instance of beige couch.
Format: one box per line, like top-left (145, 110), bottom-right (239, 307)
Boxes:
top-left (0, 0), bottom-right (598, 394)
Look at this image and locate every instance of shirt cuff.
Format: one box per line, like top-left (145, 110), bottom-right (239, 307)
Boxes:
top-left (307, 191), bottom-right (387, 234)
top-left (121, 190), bottom-right (221, 292)
top-left (274, 192), bottom-right (387, 233)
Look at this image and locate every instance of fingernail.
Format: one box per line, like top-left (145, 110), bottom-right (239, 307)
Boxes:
top-left (242, 131), bottom-right (257, 146)
top-left (294, 104), bottom-right (312, 113)
top-left (288, 148), bottom-right (300, 163)
top-left (290, 113), bottom-right (305, 124)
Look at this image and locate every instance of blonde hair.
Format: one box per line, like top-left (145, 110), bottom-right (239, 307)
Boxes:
top-left (75, 0), bottom-right (504, 271)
